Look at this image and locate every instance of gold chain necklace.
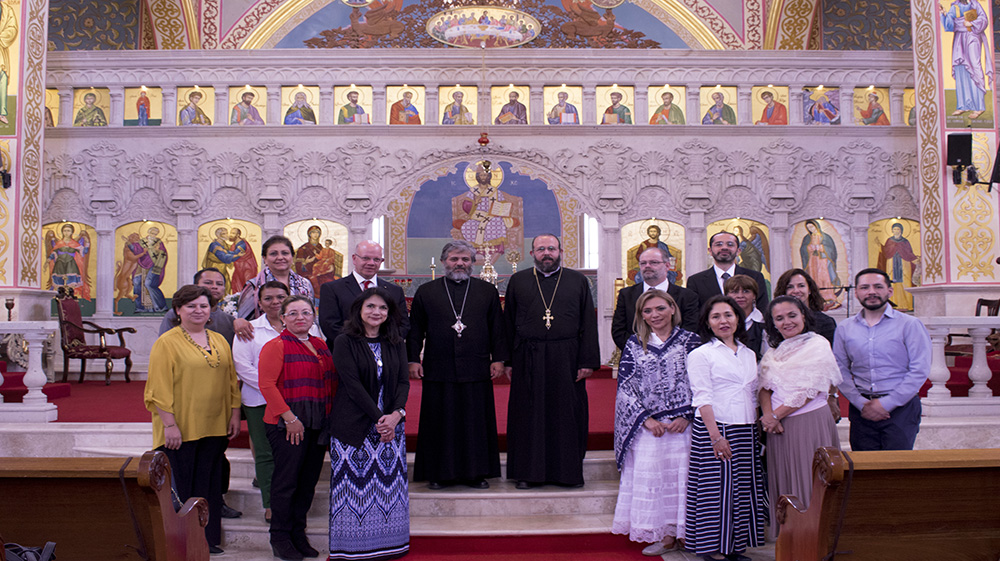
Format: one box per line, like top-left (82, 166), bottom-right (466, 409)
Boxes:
top-left (180, 327), bottom-right (221, 368)
top-left (533, 268), bottom-right (563, 330)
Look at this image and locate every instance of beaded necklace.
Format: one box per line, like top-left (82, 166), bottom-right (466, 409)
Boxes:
top-left (180, 326), bottom-right (221, 368)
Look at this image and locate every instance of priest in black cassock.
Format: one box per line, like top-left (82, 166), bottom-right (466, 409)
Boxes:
top-left (407, 240), bottom-right (508, 489)
top-left (504, 234), bottom-right (600, 489)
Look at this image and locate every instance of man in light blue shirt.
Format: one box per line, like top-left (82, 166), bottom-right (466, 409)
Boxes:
top-left (833, 268), bottom-right (931, 450)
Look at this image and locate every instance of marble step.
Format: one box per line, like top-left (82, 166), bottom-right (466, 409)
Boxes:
top-left (225, 476), bottom-right (619, 520)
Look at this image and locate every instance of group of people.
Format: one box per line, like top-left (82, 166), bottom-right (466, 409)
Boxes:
top-left (143, 227), bottom-right (930, 560)
top-left (610, 231), bottom-right (930, 559)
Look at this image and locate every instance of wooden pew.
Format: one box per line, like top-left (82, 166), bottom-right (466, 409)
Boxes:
top-left (776, 446), bottom-right (1000, 561)
top-left (0, 451), bottom-right (209, 561)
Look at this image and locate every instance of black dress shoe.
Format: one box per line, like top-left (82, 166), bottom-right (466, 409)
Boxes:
top-left (271, 540), bottom-right (304, 560)
top-left (428, 481), bottom-right (447, 490)
top-left (468, 479), bottom-right (489, 489)
top-left (208, 544), bottom-right (224, 555)
top-left (725, 554), bottom-right (752, 561)
top-left (220, 502), bottom-right (242, 518)
top-left (515, 480), bottom-right (532, 490)
top-left (291, 536), bottom-right (319, 558)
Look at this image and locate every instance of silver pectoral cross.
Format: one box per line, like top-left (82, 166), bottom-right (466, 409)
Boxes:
top-left (452, 317), bottom-right (467, 337)
top-left (542, 308), bottom-right (553, 330)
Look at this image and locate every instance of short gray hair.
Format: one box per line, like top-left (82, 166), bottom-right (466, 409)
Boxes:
top-left (441, 240), bottom-right (477, 263)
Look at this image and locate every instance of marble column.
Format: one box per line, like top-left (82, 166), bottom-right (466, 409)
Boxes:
top-left (789, 87), bottom-right (804, 125)
top-left (686, 87), bottom-right (700, 128)
top-left (633, 84), bottom-right (649, 125)
top-left (478, 87), bottom-right (491, 126)
top-left (214, 85), bottom-right (230, 126)
top-left (93, 213), bottom-right (116, 318)
top-left (175, 213), bottom-right (197, 286)
top-left (737, 85), bottom-right (752, 125)
top-left (58, 88), bottom-right (73, 127)
top-left (425, 85), bottom-right (439, 125)
top-left (162, 86), bottom-right (177, 126)
top-left (686, 210), bottom-right (708, 274)
top-left (266, 85), bottom-right (281, 125)
top-left (769, 211), bottom-right (791, 276)
top-left (109, 87), bottom-right (125, 127)
top-left (889, 87), bottom-right (905, 126)
top-left (582, 85), bottom-right (597, 125)
top-left (319, 86), bottom-right (335, 125)
top-left (529, 84), bottom-right (544, 125)
top-left (598, 209), bottom-right (621, 361)
top-left (372, 84), bottom-right (387, 125)
top-left (839, 85), bottom-right (855, 125)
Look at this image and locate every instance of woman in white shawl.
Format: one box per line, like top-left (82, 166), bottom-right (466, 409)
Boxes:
top-left (758, 295), bottom-right (842, 537)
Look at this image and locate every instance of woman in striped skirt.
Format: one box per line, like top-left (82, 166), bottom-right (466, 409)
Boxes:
top-left (684, 295), bottom-right (767, 561)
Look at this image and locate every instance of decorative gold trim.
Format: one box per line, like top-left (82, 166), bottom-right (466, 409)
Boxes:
top-left (181, 0), bottom-right (200, 48)
top-left (240, 0), bottom-right (314, 50)
top-left (644, 0), bottom-right (727, 49)
top-left (19, 0), bottom-right (46, 286)
top-left (148, 0), bottom-right (187, 50)
top-left (953, 133), bottom-right (996, 281)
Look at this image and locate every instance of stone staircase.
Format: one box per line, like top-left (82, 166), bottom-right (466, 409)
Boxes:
top-left (76, 437), bottom-right (621, 557)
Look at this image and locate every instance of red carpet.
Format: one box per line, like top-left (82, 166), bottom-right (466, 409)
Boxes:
top-left (408, 534), bottom-right (647, 560)
top-left (45, 377), bottom-right (617, 452)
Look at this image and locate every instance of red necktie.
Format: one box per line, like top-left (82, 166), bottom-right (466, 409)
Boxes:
top-left (362, 280), bottom-right (372, 290)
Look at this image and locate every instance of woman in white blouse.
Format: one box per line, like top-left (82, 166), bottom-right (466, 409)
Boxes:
top-left (684, 295), bottom-right (767, 561)
top-left (232, 280), bottom-right (323, 523)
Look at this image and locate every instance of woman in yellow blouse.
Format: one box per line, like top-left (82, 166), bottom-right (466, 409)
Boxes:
top-left (144, 284), bottom-right (241, 554)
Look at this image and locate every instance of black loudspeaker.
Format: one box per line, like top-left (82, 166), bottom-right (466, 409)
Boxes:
top-left (947, 133), bottom-right (972, 166)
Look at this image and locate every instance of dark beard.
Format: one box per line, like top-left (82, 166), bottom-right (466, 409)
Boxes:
top-left (445, 268), bottom-right (470, 281)
top-left (534, 257), bottom-right (561, 273)
top-left (861, 296), bottom-right (889, 311)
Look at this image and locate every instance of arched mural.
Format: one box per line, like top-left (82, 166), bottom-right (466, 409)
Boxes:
top-left (42, 221), bottom-right (96, 314)
top-left (197, 219), bottom-right (262, 297)
top-left (113, 221), bottom-right (178, 316)
top-left (284, 219), bottom-right (349, 296)
top-left (707, 218), bottom-right (771, 294)
top-left (620, 219), bottom-right (684, 286)
top-left (791, 218), bottom-right (850, 311)
top-left (869, 217), bottom-right (921, 311)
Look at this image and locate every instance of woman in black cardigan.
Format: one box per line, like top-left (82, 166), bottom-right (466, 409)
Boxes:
top-left (328, 287), bottom-right (410, 561)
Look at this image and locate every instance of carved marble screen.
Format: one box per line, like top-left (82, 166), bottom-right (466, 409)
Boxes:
top-left (790, 218), bottom-right (850, 311)
top-left (197, 219), bottom-right (262, 297)
top-left (868, 217), bottom-right (921, 311)
top-left (42, 221), bottom-right (97, 316)
top-left (621, 219), bottom-right (684, 286)
top-left (113, 221), bottom-right (178, 316)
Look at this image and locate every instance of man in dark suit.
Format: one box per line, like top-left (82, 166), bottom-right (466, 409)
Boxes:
top-left (686, 231), bottom-right (769, 313)
top-left (319, 240), bottom-right (408, 349)
top-left (612, 247), bottom-right (699, 349)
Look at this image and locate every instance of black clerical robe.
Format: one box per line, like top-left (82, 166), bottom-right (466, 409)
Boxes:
top-left (406, 277), bottom-right (508, 482)
top-left (503, 267), bottom-right (600, 486)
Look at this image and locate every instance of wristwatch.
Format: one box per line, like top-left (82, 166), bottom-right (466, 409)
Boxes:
top-left (396, 408), bottom-right (406, 418)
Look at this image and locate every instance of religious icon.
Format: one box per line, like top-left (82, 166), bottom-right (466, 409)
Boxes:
top-left (622, 220), bottom-right (684, 286)
top-left (854, 87), bottom-right (890, 125)
top-left (198, 220), bottom-right (261, 296)
top-left (700, 87), bottom-right (736, 125)
top-left (492, 85), bottom-right (529, 125)
top-left (427, 6), bottom-right (540, 49)
top-left (598, 86), bottom-right (633, 125)
top-left (125, 86), bottom-right (161, 126)
top-left (793, 219), bottom-right (849, 310)
top-left (440, 85), bottom-right (477, 124)
top-left (706, 219), bottom-right (772, 293)
top-left (941, 0), bottom-right (995, 129)
top-left (114, 222), bottom-right (177, 315)
top-left (72, 88), bottom-right (109, 127)
top-left (904, 88), bottom-right (917, 126)
top-left (45, 89), bottom-right (58, 127)
top-left (544, 86), bottom-right (582, 125)
top-left (43, 222), bottom-right (94, 302)
top-left (869, 218), bottom-right (921, 311)
top-left (648, 86), bottom-right (685, 125)
top-left (803, 86), bottom-right (841, 125)
top-left (387, 85), bottom-right (423, 125)
top-left (284, 220), bottom-right (349, 296)
top-left (335, 86), bottom-right (371, 124)
top-left (229, 86), bottom-right (266, 125)
top-left (177, 87), bottom-right (214, 126)
top-left (752, 86), bottom-right (788, 125)
top-left (451, 160), bottom-right (524, 265)
top-left (282, 86), bottom-right (319, 125)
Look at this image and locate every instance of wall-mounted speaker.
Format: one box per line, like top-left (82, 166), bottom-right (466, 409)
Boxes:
top-left (947, 133), bottom-right (972, 167)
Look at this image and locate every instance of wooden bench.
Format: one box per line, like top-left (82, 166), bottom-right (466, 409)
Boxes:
top-left (0, 451), bottom-right (209, 561)
top-left (776, 446), bottom-right (1000, 561)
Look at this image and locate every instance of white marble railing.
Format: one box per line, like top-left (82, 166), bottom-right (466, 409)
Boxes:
top-left (0, 321), bottom-right (60, 422)
top-left (922, 316), bottom-right (1000, 417)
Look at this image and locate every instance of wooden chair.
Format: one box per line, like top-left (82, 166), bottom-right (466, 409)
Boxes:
top-left (54, 287), bottom-right (136, 384)
top-left (944, 297), bottom-right (1000, 356)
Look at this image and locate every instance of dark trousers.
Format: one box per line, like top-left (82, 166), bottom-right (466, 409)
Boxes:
top-left (848, 394), bottom-right (921, 451)
top-left (159, 436), bottom-right (228, 546)
top-left (266, 424), bottom-right (327, 543)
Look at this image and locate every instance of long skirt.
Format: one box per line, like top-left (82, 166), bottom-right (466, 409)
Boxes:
top-left (612, 425), bottom-right (690, 543)
top-left (684, 418), bottom-right (767, 556)
top-left (766, 406), bottom-right (840, 538)
top-left (328, 422), bottom-right (409, 560)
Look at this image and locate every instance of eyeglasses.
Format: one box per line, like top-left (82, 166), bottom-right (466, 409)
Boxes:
top-left (283, 310), bottom-right (315, 318)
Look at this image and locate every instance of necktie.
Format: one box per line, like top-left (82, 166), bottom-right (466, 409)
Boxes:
top-left (362, 280), bottom-right (372, 290)
top-left (721, 272), bottom-right (731, 281)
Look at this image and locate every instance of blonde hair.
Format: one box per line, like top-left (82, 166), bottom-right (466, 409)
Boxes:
top-left (633, 289), bottom-right (681, 351)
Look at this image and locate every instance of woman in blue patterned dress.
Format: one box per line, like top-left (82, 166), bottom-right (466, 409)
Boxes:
top-left (328, 287), bottom-right (410, 560)
top-left (612, 289), bottom-right (701, 556)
